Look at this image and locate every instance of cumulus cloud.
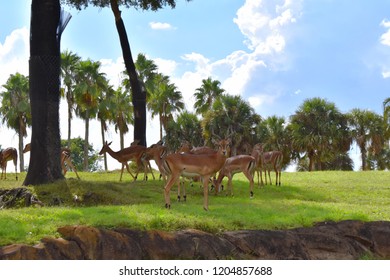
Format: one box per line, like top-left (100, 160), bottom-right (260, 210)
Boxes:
top-left (380, 19), bottom-right (390, 46)
top-left (0, 27), bottom-right (29, 89)
top-left (165, 0), bottom-right (302, 113)
top-left (234, 0), bottom-right (302, 54)
top-left (149, 21), bottom-right (175, 30)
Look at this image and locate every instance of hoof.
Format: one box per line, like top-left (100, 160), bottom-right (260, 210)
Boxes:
top-left (250, 191), bottom-right (254, 198)
top-left (165, 203), bottom-right (170, 209)
top-left (203, 207), bottom-right (209, 211)
top-left (177, 195), bottom-right (181, 202)
top-left (183, 195), bottom-right (187, 202)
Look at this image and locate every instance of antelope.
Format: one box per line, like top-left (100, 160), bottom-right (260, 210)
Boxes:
top-left (0, 148), bottom-right (18, 180)
top-left (23, 143), bottom-right (80, 179)
top-left (213, 154), bottom-right (256, 197)
top-left (99, 141), bottom-right (154, 181)
top-left (175, 141), bottom-right (216, 202)
top-left (162, 138), bottom-right (230, 211)
top-left (142, 141), bottom-right (168, 181)
top-left (251, 143), bottom-right (265, 186)
top-left (263, 151), bottom-right (283, 186)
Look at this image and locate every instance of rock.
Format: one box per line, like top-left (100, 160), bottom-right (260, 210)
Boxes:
top-left (0, 220), bottom-right (389, 260)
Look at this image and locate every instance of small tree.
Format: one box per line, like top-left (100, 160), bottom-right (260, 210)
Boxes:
top-left (0, 73), bottom-right (31, 172)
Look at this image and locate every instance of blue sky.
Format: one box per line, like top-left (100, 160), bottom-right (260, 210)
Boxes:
top-left (1, 0), bottom-right (390, 170)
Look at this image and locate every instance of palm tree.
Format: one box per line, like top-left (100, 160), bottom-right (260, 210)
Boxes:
top-left (0, 73), bottom-right (31, 172)
top-left (61, 50), bottom-right (81, 147)
top-left (347, 108), bottom-right (384, 170)
top-left (255, 115), bottom-right (290, 167)
top-left (194, 77), bottom-right (225, 115)
top-left (111, 87), bottom-right (134, 149)
top-left (289, 98), bottom-right (351, 171)
top-left (384, 97), bottom-right (390, 142)
top-left (73, 59), bottom-right (107, 171)
top-left (165, 111), bottom-right (203, 151)
top-left (202, 94), bottom-right (260, 155)
top-left (147, 74), bottom-right (184, 140)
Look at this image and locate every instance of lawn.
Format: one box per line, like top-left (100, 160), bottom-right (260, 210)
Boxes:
top-left (0, 170), bottom-right (389, 246)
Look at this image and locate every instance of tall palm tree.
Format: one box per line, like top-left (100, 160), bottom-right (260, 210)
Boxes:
top-left (97, 84), bottom-right (115, 171)
top-left (194, 77), bottom-right (225, 115)
top-left (73, 59), bottom-right (107, 171)
top-left (111, 87), bottom-right (134, 149)
top-left (289, 98), bottom-right (351, 171)
top-left (347, 108), bottom-right (384, 170)
top-left (0, 73), bottom-right (31, 172)
top-left (61, 50), bottom-right (81, 147)
top-left (147, 73), bottom-right (184, 140)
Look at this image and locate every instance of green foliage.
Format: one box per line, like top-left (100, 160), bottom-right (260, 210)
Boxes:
top-left (0, 73), bottom-right (31, 136)
top-left (164, 110), bottom-right (203, 151)
top-left (0, 170), bottom-right (389, 246)
top-left (61, 137), bottom-right (101, 171)
top-left (61, 0), bottom-right (186, 11)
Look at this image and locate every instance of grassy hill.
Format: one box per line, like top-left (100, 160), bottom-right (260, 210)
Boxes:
top-left (0, 170), bottom-right (389, 246)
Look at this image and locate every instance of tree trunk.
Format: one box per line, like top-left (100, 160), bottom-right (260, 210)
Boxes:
top-left (360, 144), bottom-right (367, 171)
top-left (67, 89), bottom-right (72, 148)
top-left (120, 130), bottom-right (125, 150)
top-left (100, 119), bottom-right (108, 171)
top-left (24, 0), bottom-right (64, 185)
top-left (110, 0), bottom-right (147, 147)
top-left (18, 118), bottom-right (25, 172)
top-left (84, 110), bottom-right (90, 171)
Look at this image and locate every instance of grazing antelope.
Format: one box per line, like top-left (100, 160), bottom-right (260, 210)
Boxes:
top-left (213, 154), bottom-right (256, 197)
top-left (263, 151), bottom-right (283, 186)
top-left (0, 148), bottom-right (18, 180)
top-left (23, 143), bottom-right (80, 179)
top-left (99, 141), bottom-right (154, 181)
top-left (162, 138), bottom-right (230, 211)
top-left (175, 141), bottom-right (216, 202)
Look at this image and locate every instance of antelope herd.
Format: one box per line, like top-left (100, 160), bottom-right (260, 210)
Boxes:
top-left (100, 137), bottom-right (283, 211)
top-left (0, 137), bottom-right (283, 211)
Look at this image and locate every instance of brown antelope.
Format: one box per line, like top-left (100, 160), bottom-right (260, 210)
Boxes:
top-left (142, 142), bottom-right (168, 181)
top-left (213, 154), bottom-right (256, 197)
top-left (263, 151), bottom-right (283, 186)
top-left (162, 138), bottom-right (230, 211)
top-left (175, 141), bottom-right (217, 202)
top-left (251, 143), bottom-right (265, 186)
top-left (99, 141), bottom-right (154, 181)
top-left (0, 148), bottom-right (18, 180)
top-left (23, 143), bottom-right (81, 179)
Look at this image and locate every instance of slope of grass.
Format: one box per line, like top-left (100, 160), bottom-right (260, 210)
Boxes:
top-left (0, 170), bottom-right (389, 246)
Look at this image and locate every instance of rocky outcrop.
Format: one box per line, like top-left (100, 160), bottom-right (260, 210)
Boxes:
top-left (1, 220), bottom-right (389, 260)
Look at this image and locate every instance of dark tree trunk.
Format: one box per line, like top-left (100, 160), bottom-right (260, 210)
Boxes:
top-left (84, 110), bottom-right (90, 171)
top-left (110, 0), bottom-right (147, 147)
top-left (24, 0), bottom-right (64, 185)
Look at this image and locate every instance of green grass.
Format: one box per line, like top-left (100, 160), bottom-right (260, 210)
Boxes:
top-left (0, 170), bottom-right (389, 246)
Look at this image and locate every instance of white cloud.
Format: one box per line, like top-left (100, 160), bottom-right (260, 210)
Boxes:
top-left (149, 22), bottom-right (175, 30)
top-left (153, 58), bottom-right (178, 77)
top-left (248, 94), bottom-right (277, 108)
top-left (233, 0), bottom-right (302, 54)
top-left (0, 27), bottom-right (29, 90)
top-left (99, 57), bottom-right (125, 89)
top-left (382, 71), bottom-right (390, 79)
top-left (380, 19), bottom-right (390, 46)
